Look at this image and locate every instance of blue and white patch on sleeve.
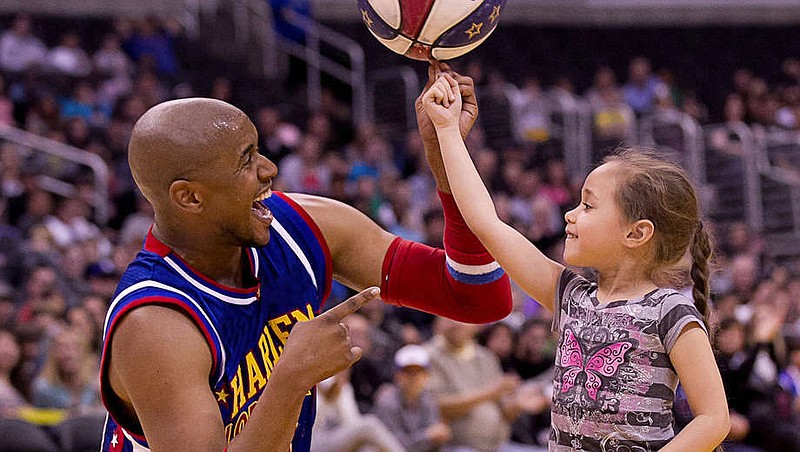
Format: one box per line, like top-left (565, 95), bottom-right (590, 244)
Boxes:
top-left (445, 255), bottom-right (505, 285)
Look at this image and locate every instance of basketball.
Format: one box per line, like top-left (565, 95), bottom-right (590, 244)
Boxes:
top-left (356, 0), bottom-right (506, 61)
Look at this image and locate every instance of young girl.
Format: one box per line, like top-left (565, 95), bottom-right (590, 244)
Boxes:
top-left (422, 73), bottom-right (730, 451)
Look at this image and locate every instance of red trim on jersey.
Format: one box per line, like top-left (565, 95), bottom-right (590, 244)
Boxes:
top-left (246, 247), bottom-right (256, 276)
top-left (109, 423), bottom-right (149, 450)
top-left (144, 229), bottom-right (259, 296)
top-left (100, 296), bottom-right (221, 436)
top-left (143, 226), bottom-right (170, 257)
top-left (275, 192), bottom-right (334, 307)
top-left (110, 425), bottom-right (124, 452)
top-left (381, 237), bottom-right (512, 323)
top-left (169, 252), bottom-right (260, 295)
top-left (128, 429), bottom-right (148, 443)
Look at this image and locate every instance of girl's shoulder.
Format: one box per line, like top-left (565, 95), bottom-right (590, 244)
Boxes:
top-left (557, 267), bottom-right (596, 297)
top-left (644, 287), bottom-right (699, 316)
top-left (554, 268), bottom-right (598, 316)
top-left (640, 286), bottom-right (690, 307)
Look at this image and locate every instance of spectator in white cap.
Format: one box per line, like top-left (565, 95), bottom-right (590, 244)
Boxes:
top-left (373, 344), bottom-right (452, 452)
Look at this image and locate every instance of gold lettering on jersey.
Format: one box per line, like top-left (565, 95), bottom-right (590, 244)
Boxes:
top-left (244, 351), bottom-right (266, 398)
top-left (268, 314), bottom-right (292, 348)
top-left (289, 304), bottom-right (315, 323)
top-left (225, 400), bottom-right (259, 443)
top-left (229, 366), bottom-right (246, 415)
top-left (257, 334), bottom-right (274, 379)
top-left (224, 304), bottom-right (316, 425)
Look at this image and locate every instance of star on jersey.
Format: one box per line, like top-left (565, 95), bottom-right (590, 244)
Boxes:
top-left (465, 22), bottom-right (483, 39)
top-left (361, 9), bottom-right (373, 27)
top-left (216, 388), bottom-right (229, 405)
top-left (489, 5), bottom-right (501, 23)
top-left (110, 434), bottom-right (119, 447)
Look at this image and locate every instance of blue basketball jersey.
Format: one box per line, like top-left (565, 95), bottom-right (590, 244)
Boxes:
top-left (99, 193), bottom-right (332, 451)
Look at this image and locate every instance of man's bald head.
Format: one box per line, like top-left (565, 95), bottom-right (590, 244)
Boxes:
top-left (128, 98), bottom-right (250, 205)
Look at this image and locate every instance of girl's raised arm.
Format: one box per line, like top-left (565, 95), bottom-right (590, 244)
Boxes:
top-left (422, 74), bottom-right (563, 310)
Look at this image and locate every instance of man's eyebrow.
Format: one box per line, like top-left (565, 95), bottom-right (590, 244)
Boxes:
top-left (238, 144), bottom-right (256, 164)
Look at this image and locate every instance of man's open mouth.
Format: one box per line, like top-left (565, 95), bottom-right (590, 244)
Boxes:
top-left (252, 189), bottom-right (273, 223)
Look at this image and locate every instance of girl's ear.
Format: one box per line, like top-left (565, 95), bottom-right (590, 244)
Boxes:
top-left (624, 219), bottom-right (654, 248)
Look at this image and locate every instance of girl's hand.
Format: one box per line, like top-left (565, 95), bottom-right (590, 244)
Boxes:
top-left (422, 73), bottom-right (462, 131)
top-left (415, 62), bottom-right (479, 147)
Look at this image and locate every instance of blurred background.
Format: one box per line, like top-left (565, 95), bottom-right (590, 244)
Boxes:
top-left (1, 0), bottom-right (800, 451)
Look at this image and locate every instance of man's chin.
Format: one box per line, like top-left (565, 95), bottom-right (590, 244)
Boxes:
top-left (244, 230), bottom-right (271, 248)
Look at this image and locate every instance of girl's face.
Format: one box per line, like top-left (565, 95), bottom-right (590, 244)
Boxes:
top-left (563, 163), bottom-right (629, 268)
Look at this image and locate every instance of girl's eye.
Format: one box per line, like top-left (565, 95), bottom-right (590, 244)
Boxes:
top-left (582, 202), bottom-right (592, 210)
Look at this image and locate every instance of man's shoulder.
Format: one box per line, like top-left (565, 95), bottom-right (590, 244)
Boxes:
top-left (280, 192), bottom-right (339, 212)
top-left (111, 252), bottom-right (193, 307)
top-left (276, 192), bottom-right (350, 238)
top-left (117, 250), bottom-right (168, 283)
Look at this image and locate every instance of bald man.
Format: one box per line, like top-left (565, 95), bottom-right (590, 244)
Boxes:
top-left (99, 66), bottom-right (511, 452)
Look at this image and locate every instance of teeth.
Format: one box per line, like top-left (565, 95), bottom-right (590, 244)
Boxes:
top-left (254, 189), bottom-right (272, 203)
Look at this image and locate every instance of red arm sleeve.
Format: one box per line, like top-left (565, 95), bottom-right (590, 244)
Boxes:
top-left (379, 192), bottom-right (512, 323)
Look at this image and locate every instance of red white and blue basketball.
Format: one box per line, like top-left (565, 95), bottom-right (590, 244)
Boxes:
top-left (357, 0), bottom-right (506, 61)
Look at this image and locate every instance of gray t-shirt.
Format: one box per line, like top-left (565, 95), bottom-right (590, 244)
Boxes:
top-left (373, 386), bottom-right (441, 452)
top-left (426, 338), bottom-right (510, 451)
top-left (550, 269), bottom-right (706, 451)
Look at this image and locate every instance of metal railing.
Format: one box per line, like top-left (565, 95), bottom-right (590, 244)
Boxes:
top-left (638, 108), bottom-right (705, 183)
top-left (230, 0), bottom-right (367, 125)
top-left (0, 124), bottom-right (110, 225)
top-left (366, 66), bottom-right (420, 137)
top-left (551, 94), bottom-right (592, 178)
top-left (228, 0), bottom-right (279, 78)
top-left (701, 122), bottom-right (761, 231)
top-left (757, 128), bottom-right (800, 238)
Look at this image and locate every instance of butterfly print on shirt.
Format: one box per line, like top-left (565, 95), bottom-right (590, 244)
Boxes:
top-left (557, 326), bottom-right (638, 414)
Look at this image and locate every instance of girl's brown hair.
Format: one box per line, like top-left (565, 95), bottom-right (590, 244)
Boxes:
top-left (603, 147), bottom-right (713, 332)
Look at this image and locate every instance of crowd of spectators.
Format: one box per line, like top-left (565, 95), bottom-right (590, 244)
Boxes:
top-left (1, 11), bottom-right (800, 452)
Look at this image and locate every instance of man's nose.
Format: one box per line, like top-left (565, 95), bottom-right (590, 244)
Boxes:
top-left (257, 154), bottom-right (278, 180)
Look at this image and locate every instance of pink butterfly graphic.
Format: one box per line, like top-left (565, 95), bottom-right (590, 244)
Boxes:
top-left (559, 327), bottom-right (636, 401)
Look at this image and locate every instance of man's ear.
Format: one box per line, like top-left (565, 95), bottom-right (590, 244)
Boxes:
top-left (624, 219), bottom-right (654, 249)
top-left (169, 180), bottom-right (204, 213)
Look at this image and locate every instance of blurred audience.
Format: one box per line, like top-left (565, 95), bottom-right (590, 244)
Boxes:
top-left (31, 328), bottom-right (101, 417)
top-left (313, 371), bottom-right (404, 451)
top-left (3, 12), bottom-right (800, 452)
top-left (374, 345), bottom-right (452, 452)
top-left (0, 14), bottom-right (46, 74)
top-left (425, 317), bottom-right (546, 452)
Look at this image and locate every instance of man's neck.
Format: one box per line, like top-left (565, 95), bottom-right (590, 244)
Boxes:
top-left (152, 225), bottom-right (248, 288)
